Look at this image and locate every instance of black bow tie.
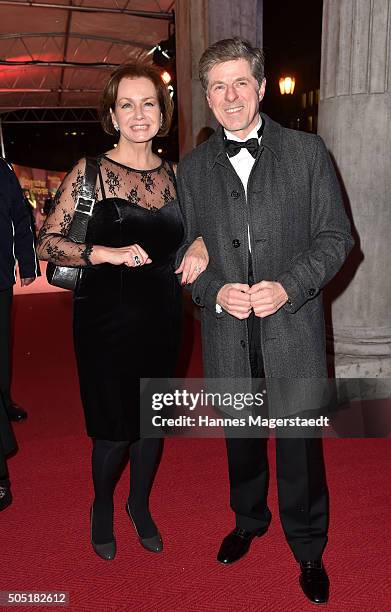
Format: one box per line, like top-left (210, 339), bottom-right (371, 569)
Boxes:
top-left (225, 137), bottom-right (258, 158)
top-left (224, 122), bottom-right (264, 159)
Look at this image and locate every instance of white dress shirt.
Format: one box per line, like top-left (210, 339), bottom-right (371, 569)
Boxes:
top-left (215, 117), bottom-right (263, 313)
top-left (224, 116), bottom-right (263, 253)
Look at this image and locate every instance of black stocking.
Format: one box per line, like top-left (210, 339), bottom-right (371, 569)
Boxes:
top-left (128, 438), bottom-right (163, 538)
top-left (91, 439), bottom-right (129, 544)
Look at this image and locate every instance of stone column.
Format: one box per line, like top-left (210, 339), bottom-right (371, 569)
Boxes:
top-left (175, 0), bottom-right (263, 156)
top-left (175, 0), bottom-right (209, 156)
top-left (318, 0), bottom-right (391, 392)
top-left (208, 0), bottom-right (263, 47)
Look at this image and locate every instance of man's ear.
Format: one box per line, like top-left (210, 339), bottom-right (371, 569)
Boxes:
top-left (258, 78), bottom-right (266, 102)
top-left (206, 93), bottom-right (212, 109)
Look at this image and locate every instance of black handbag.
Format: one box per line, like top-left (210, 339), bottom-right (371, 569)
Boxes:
top-left (46, 157), bottom-right (99, 290)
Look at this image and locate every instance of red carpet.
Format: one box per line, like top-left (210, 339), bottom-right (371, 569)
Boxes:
top-left (1, 289), bottom-right (390, 611)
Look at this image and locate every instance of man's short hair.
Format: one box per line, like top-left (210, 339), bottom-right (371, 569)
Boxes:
top-left (199, 37), bottom-right (265, 92)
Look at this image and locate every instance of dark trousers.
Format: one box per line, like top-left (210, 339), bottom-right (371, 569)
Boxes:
top-left (0, 448), bottom-right (6, 481)
top-left (0, 393), bottom-right (8, 480)
top-left (0, 288), bottom-right (14, 481)
top-left (0, 288), bottom-right (12, 410)
top-left (224, 261), bottom-right (329, 561)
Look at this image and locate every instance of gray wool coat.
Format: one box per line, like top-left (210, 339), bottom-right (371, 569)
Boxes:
top-left (176, 113), bottom-right (354, 416)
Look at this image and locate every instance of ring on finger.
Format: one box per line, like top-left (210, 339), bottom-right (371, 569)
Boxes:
top-left (194, 266), bottom-right (202, 273)
top-left (133, 255), bottom-right (141, 266)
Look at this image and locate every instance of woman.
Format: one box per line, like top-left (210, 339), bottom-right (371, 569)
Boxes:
top-left (37, 61), bottom-right (208, 560)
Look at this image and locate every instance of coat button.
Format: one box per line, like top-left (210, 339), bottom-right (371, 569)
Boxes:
top-left (195, 296), bottom-right (201, 304)
top-left (308, 288), bottom-right (315, 296)
top-left (231, 190), bottom-right (240, 199)
top-left (240, 340), bottom-right (246, 348)
top-left (232, 239), bottom-right (240, 248)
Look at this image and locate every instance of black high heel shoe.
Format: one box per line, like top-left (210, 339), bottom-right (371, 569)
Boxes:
top-left (125, 501), bottom-right (163, 553)
top-left (90, 506), bottom-right (116, 560)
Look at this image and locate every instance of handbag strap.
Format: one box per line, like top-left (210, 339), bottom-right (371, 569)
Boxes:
top-left (67, 156), bottom-right (99, 243)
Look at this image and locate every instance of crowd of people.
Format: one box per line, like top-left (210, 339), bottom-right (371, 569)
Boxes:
top-left (0, 37), bottom-right (353, 605)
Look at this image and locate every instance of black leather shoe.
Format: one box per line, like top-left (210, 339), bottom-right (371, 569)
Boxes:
top-left (0, 483), bottom-right (12, 512)
top-left (299, 560), bottom-right (330, 604)
top-left (217, 527), bottom-right (267, 565)
top-left (6, 403), bottom-right (28, 422)
top-left (90, 507), bottom-right (116, 560)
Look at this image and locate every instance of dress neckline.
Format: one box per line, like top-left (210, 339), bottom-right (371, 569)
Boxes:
top-left (102, 154), bottom-right (164, 173)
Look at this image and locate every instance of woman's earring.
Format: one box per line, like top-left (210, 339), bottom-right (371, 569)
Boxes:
top-left (114, 123), bottom-right (119, 132)
top-left (160, 114), bottom-right (163, 127)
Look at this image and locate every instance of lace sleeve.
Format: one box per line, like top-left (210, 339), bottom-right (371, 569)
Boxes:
top-left (37, 158), bottom-right (95, 267)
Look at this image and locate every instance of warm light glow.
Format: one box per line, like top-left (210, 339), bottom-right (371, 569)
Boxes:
top-left (279, 76), bottom-right (296, 95)
top-left (161, 71), bottom-right (171, 84)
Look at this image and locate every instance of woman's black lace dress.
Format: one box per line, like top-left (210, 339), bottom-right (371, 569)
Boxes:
top-left (38, 156), bottom-right (184, 440)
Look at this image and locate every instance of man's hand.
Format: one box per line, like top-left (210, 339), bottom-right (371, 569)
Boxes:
top-left (249, 280), bottom-right (288, 318)
top-left (216, 283), bottom-right (252, 319)
top-left (175, 237), bottom-right (209, 285)
top-left (20, 277), bottom-right (36, 287)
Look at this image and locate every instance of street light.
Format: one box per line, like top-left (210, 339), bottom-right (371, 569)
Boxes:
top-left (279, 76), bottom-right (295, 95)
top-left (161, 70), bottom-right (172, 84)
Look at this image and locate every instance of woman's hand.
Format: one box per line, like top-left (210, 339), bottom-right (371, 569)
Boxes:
top-left (175, 237), bottom-right (209, 285)
top-left (91, 244), bottom-right (152, 267)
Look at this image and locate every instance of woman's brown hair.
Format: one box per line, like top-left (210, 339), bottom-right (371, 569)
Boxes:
top-left (100, 61), bottom-right (173, 137)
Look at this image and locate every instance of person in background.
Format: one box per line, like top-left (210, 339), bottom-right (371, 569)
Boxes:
top-left (0, 159), bottom-right (39, 422)
top-left (21, 187), bottom-right (39, 236)
top-left (0, 392), bottom-right (15, 511)
top-left (42, 191), bottom-right (55, 217)
top-left (195, 126), bottom-right (215, 146)
top-left (0, 157), bottom-right (39, 508)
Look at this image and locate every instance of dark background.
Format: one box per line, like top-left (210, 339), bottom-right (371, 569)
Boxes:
top-left (2, 0), bottom-right (323, 170)
top-left (262, 0), bottom-right (323, 130)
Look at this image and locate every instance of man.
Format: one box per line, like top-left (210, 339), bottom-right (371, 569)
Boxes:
top-left (0, 157), bottom-right (39, 507)
top-left (176, 38), bottom-right (354, 604)
top-left (0, 158), bottom-right (38, 422)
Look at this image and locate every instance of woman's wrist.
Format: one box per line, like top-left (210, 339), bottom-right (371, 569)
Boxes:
top-left (89, 245), bottom-right (106, 264)
top-left (81, 244), bottom-right (94, 266)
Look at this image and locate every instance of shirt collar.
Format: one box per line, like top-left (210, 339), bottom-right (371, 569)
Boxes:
top-left (206, 114), bottom-right (282, 170)
top-left (224, 116), bottom-right (263, 142)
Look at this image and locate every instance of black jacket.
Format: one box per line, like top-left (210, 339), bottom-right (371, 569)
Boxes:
top-left (0, 158), bottom-right (39, 290)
